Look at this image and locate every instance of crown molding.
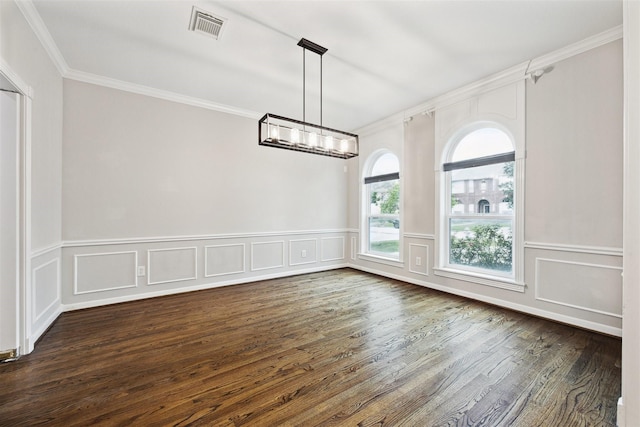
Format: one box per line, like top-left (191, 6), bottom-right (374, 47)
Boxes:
top-left (355, 60), bottom-right (529, 136)
top-left (356, 113), bottom-right (407, 137)
top-left (14, 0), bottom-right (69, 76)
top-left (16, 0), bottom-right (261, 119)
top-left (357, 24), bottom-right (623, 137)
top-left (427, 61), bottom-right (530, 113)
top-left (64, 69), bottom-right (262, 119)
top-left (528, 25), bottom-right (623, 72)
top-left (15, 0), bottom-right (623, 127)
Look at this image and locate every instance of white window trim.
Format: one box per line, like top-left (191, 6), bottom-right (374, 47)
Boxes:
top-left (433, 267), bottom-right (525, 292)
top-left (435, 119), bottom-right (525, 292)
top-left (362, 150), bottom-right (403, 262)
top-left (358, 252), bottom-right (405, 268)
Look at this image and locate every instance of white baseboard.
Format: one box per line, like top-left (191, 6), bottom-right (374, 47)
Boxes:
top-left (617, 397), bottom-right (624, 427)
top-left (29, 304), bottom-right (63, 353)
top-left (350, 264), bottom-right (622, 337)
top-left (63, 264), bottom-right (348, 312)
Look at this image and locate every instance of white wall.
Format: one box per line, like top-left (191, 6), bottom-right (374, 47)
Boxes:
top-left (0, 0), bottom-right (63, 352)
top-left (61, 79), bottom-right (350, 308)
top-left (62, 80), bottom-right (348, 239)
top-left (523, 39), bottom-right (623, 333)
top-left (350, 38), bottom-right (624, 336)
top-left (1, 1), bottom-right (62, 251)
top-left (620, 0), bottom-right (640, 424)
top-left (403, 114), bottom-right (435, 236)
top-left (526, 42), bottom-right (623, 248)
top-left (0, 90), bottom-right (19, 353)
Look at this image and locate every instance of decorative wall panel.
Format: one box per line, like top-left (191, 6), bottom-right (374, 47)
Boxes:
top-left (251, 241), bottom-right (285, 271)
top-left (74, 251), bottom-right (137, 294)
top-left (409, 244), bottom-right (429, 276)
top-left (351, 236), bottom-right (358, 261)
top-left (33, 258), bottom-right (60, 321)
top-left (205, 244), bottom-right (245, 277)
top-left (148, 247), bottom-right (197, 285)
top-left (289, 239), bottom-right (317, 266)
top-left (535, 258), bottom-right (622, 318)
top-left (321, 237), bottom-right (345, 262)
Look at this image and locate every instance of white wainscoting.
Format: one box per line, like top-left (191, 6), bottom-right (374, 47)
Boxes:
top-left (350, 236), bottom-right (358, 261)
top-left (204, 244), bottom-right (245, 277)
top-left (524, 242), bottom-right (622, 334)
top-left (289, 239), bottom-right (317, 266)
top-left (525, 241), bottom-right (623, 322)
top-left (58, 230), bottom-right (622, 336)
top-left (60, 231), bottom-right (351, 309)
top-left (321, 236), bottom-right (345, 262)
top-left (535, 258), bottom-right (623, 318)
top-left (251, 241), bottom-right (285, 271)
top-left (33, 258), bottom-right (60, 323)
top-left (148, 247), bottom-right (198, 285)
top-left (61, 231), bottom-right (350, 311)
top-left (351, 261), bottom-right (622, 337)
top-left (29, 246), bottom-right (63, 354)
top-left (74, 251), bottom-right (138, 294)
top-left (408, 244), bottom-right (429, 276)
top-left (524, 241), bottom-right (623, 257)
top-left (349, 236), bottom-right (622, 336)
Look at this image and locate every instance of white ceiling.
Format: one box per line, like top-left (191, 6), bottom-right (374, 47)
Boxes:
top-left (31, 0), bottom-right (622, 131)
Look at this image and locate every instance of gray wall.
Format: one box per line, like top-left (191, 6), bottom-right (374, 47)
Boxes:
top-left (350, 39), bottom-right (624, 336)
top-left (1, 1), bottom-right (63, 250)
top-left (62, 80), bottom-right (348, 240)
top-left (526, 42), bottom-right (623, 248)
top-left (0, 0), bottom-right (63, 349)
top-left (61, 80), bottom-right (351, 308)
top-left (403, 114), bottom-right (436, 235)
top-left (621, 1), bottom-right (640, 422)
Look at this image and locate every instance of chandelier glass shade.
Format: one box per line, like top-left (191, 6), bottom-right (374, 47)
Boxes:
top-left (259, 113), bottom-right (358, 159)
top-left (258, 38), bottom-right (359, 159)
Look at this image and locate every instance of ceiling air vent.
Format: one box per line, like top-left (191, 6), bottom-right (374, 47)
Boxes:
top-left (189, 7), bottom-right (225, 39)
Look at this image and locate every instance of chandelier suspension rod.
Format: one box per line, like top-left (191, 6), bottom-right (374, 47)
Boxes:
top-left (302, 47), bottom-right (305, 125)
top-left (301, 39), bottom-right (325, 129)
top-left (320, 54), bottom-right (323, 129)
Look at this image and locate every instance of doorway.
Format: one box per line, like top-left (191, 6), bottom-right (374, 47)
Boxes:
top-left (0, 66), bottom-right (28, 360)
top-left (0, 87), bottom-right (19, 358)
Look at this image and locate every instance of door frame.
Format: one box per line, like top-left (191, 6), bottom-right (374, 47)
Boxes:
top-left (0, 56), bottom-right (32, 356)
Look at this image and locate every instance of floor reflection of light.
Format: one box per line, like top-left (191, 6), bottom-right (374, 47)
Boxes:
top-left (360, 285), bottom-right (406, 351)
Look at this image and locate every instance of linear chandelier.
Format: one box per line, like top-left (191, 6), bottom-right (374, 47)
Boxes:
top-left (259, 38), bottom-right (359, 159)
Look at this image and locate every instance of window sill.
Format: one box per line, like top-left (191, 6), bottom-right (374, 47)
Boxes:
top-left (358, 253), bottom-right (404, 268)
top-left (433, 267), bottom-right (525, 293)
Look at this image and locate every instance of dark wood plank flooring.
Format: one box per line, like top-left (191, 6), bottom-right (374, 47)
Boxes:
top-left (0, 269), bottom-right (621, 426)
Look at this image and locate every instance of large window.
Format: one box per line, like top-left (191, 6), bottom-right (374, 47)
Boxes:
top-left (364, 152), bottom-right (400, 260)
top-left (444, 128), bottom-right (514, 277)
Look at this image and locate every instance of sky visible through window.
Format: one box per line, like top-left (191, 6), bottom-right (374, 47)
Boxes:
top-left (371, 153), bottom-right (399, 176)
top-left (452, 128), bottom-right (512, 162)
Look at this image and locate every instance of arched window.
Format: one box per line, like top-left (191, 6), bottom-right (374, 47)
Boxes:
top-left (364, 152), bottom-right (400, 260)
top-left (443, 127), bottom-right (514, 276)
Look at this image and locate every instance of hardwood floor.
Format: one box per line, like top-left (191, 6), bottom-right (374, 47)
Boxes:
top-left (0, 269), bottom-right (621, 426)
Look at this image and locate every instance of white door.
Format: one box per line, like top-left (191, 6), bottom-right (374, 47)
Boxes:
top-left (0, 88), bottom-right (20, 356)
